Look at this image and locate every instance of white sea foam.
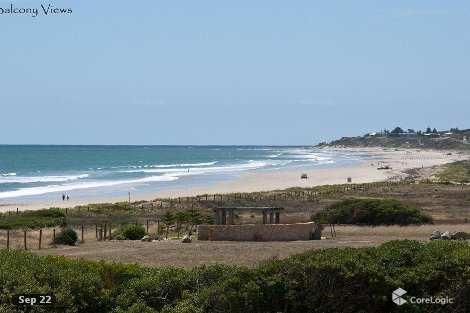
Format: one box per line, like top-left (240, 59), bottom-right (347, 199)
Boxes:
top-left (0, 174), bottom-right (89, 184)
top-left (148, 161), bottom-right (218, 168)
top-left (0, 174), bottom-right (177, 199)
top-left (237, 148), bottom-right (274, 151)
top-left (282, 148), bottom-right (334, 162)
top-left (1, 173), bottom-right (17, 176)
top-left (111, 161), bottom-right (217, 170)
top-left (120, 160), bottom-right (270, 175)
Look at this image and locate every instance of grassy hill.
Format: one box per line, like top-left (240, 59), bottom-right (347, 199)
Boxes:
top-left (316, 128), bottom-right (470, 150)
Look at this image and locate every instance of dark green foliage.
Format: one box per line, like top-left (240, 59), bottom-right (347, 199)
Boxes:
top-left (311, 198), bottom-right (433, 225)
top-left (53, 226), bottom-right (78, 246)
top-left (391, 126), bottom-right (404, 134)
top-left (112, 223), bottom-right (146, 240)
top-left (125, 301), bottom-right (157, 313)
top-left (0, 208), bottom-right (67, 229)
top-left (1, 241), bottom-right (469, 312)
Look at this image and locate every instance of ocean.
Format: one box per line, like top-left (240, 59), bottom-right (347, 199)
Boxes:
top-left (0, 145), bottom-right (369, 203)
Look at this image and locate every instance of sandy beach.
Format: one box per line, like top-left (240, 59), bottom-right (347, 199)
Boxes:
top-left (1, 148), bottom-right (467, 212)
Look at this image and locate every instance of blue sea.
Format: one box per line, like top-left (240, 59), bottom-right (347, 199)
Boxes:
top-left (0, 145), bottom-right (370, 203)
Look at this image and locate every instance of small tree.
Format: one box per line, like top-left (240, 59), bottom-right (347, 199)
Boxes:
top-left (432, 128), bottom-right (438, 133)
top-left (174, 211), bottom-right (188, 238)
top-left (162, 211), bottom-right (175, 239)
top-left (407, 129), bottom-right (415, 133)
top-left (426, 126), bottom-right (432, 133)
top-left (391, 127), bottom-right (404, 135)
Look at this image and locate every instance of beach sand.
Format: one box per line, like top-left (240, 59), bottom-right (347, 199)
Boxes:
top-left (2, 149), bottom-right (467, 212)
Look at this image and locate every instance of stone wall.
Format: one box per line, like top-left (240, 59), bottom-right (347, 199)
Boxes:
top-left (197, 222), bottom-right (316, 241)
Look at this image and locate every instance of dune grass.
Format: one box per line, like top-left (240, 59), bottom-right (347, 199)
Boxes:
top-left (0, 208), bottom-right (67, 229)
top-left (436, 160), bottom-right (470, 183)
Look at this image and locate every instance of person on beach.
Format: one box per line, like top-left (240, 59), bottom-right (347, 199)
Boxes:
top-left (62, 194), bottom-right (65, 201)
top-left (66, 195), bottom-right (70, 201)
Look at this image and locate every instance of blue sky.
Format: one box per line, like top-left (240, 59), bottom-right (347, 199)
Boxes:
top-left (1, 1), bottom-right (469, 145)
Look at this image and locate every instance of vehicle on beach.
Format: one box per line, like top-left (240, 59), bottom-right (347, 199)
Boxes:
top-left (301, 173), bottom-right (308, 179)
top-left (377, 165), bottom-right (392, 170)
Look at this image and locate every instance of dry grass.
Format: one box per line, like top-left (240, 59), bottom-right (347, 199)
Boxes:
top-left (29, 223), bottom-right (470, 268)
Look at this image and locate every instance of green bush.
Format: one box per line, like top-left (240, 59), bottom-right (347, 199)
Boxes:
top-left (53, 226), bottom-right (78, 246)
top-left (1, 240), bottom-right (469, 312)
top-left (311, 198), bottom-right (433, 225)
top-left (112, 223), bottom-right (146, 240)
top-left (0, 209), bottom-right (67, 229)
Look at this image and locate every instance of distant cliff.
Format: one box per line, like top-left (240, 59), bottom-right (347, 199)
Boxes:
top-left (316, 128), bottom-right (470, 150)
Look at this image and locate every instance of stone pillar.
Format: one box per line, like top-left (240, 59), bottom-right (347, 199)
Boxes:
top-left (221, 209), bottom-right (227, 225)
top-left (228, 209), bottom-right (234, 225)
top-left (275, 212), bottom-right (280, 224)
top-left (213, 209), bottom-right (220, 225)
top-left (269, 212), bottom-right (274, 224)
top-left (262, 211), bottom-right (267, 224)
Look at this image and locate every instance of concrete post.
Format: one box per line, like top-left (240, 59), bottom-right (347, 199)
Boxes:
top-left (262, 211), bottom-right (267, 224)
top-left (221, 209), bottom-right (227, 225)
top-left (275, 212), bottom-right (280, 224)
top-left (228, 209), bottom-right (234, 225)
top-left (269, 212), bottom-right (274, 224)
top-left (213, 209), bottom-right (220, 225)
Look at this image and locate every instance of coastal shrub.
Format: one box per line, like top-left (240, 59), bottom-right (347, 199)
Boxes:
top-left (53, 226), bottom-right (78, 246)
top-left (311, 198), bottom-right (433, 225)
top-left (0, 240), bottom-right (469, 312)
top-left (112, 223), bottom-right (146, 240)
top-left (437, 160), bottom-right (470, 183)
top-left (0, 208), bottom-right (67, 229)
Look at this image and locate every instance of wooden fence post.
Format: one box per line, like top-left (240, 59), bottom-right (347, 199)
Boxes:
top-left (103, 224), bottom-right (107, 241)
top-left (95, 225), bottom-right (98, 238)
top-left (17, 208), bottom-right (19, 215)
top-left (108, 223), bottom-right (112, 239)
top-left (24, 230), bottom-right (27, 250)
top-left (53, 228), bottom-right (56, 241)
top-left (6, 230), bottom-right (10, 249)
top-left (39, 229), bottom-right (42, 249)
top-left (81, 225), bottom-right (84, 243)
top-left (146, 220), bottom-right (149, 233)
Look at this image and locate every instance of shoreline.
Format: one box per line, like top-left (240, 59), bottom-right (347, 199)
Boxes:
top-left (1, 148), bottom-right (466, 212)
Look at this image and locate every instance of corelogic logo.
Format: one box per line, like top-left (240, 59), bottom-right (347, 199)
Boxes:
top-left (392, 288), bottom-right (407, 306)
top-left (392, 287), bottom-right (454, 306)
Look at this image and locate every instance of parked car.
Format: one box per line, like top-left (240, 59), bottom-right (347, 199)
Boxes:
top-left (301, 173), bottom-right (308, 179)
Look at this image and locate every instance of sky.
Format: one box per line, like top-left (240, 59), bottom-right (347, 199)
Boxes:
top-left (0, 1), bottom-right (469, 145)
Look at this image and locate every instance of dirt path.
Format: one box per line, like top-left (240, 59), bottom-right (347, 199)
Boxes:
top-left (34, 224), bottom-right (470, 268)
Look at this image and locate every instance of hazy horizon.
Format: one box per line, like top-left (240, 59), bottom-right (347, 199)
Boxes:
top-left (0, 123), bottom-right (466, 146)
